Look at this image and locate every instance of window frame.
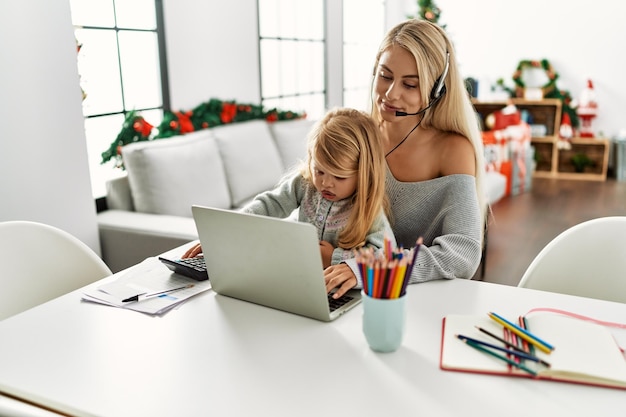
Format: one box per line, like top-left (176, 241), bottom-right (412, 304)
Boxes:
top-left (71, 0), bottom-right (170, 202)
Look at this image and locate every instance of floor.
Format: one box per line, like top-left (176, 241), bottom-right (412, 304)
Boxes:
top-left (475, 176), bottom-right (626, 286)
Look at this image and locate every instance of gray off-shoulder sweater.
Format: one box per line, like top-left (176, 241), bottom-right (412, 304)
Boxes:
top-left (346, 170), bottom-right (482, 284)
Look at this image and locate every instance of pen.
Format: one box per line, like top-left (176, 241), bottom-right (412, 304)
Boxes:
top-left (122, 284), bottom-right (194, 303)
top-left (488, 312), bottom-right (554, 353)
top-left (456, 334), bottom-right (550, 367)
top-left (459, 337), bottom-right (538, 376)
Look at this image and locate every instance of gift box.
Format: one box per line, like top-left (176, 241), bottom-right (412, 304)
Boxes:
top-left (482, 105), bottom-right (533, 196)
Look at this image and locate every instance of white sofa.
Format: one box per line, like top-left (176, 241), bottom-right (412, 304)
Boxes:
top-left (97, 118), bottom-right (507, 273)
top-left (98, 119), bottom-right (316, 272)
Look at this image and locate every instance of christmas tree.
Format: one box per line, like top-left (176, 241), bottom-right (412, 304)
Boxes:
top-left (407, 0), bottom-right (446, 28)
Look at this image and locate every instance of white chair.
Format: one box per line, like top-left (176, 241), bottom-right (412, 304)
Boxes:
top-left (518, 216), bottom-right (626, 303)
top-left (0, 221), bottom-right (112, 321)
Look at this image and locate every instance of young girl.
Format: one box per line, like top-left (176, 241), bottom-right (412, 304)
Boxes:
top-left (184, 107), bottom-right (393, 271)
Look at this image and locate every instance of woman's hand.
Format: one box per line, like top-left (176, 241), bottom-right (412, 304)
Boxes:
top-left (324, 263), bottom-right (357, 298)
top-left (182, 243), bottom-right (202, 259)
top-left (319, 241), bottom-right (334, 269)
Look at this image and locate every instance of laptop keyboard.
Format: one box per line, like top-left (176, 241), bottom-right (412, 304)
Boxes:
top-left (328, 293), bottom-right (354, 312)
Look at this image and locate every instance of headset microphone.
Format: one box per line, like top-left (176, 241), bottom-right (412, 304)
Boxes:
top-left (395, 104), bottom-right (432, 117)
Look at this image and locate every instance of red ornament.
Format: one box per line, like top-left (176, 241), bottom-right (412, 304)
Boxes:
top-left (266, 112), bottom-right (278, 122)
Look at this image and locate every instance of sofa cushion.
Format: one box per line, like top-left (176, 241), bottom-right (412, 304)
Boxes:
top-left (122, 130), bottom-right (231, 217)
top-left (105, 175), bottom-right (134, 211)
top-left (212, 120), bottom-right (285, 207)
top-left (268, 118), bottom-right (315, 170)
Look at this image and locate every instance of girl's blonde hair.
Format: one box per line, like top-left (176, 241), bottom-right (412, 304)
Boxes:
top-left (301, 107), bottom-right (387, 250)
top-left (370, 19), bottom-right (487, 229)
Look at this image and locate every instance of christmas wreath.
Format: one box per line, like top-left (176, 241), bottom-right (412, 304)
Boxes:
top-left (101, 98), bottom-right (306, 169)
top-left (512, 59), bottom-right (558, 98)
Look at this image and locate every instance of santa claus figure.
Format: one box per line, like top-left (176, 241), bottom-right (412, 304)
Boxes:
top-left (558, 112), bottom-right (573, 150)
top-left (577, 79), bottom-right (598, 138)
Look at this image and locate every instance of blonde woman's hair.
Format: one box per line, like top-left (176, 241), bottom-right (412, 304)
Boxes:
top-left (301, 107), bottom-right (387, 250)
top-left (370, 19), bottom-right (487, 230)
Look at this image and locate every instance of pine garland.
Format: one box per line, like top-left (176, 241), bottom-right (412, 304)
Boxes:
top-left (101, 98), bottom-right (306, 168)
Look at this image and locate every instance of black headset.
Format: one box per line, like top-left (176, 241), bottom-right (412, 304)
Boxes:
top-left (396, 52), bottom-right (450, 117)
top-left (430, 51), bottom-right (450, 101)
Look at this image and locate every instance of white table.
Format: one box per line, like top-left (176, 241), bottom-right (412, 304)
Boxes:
top-left (1, 258), bottom-right (626, 416)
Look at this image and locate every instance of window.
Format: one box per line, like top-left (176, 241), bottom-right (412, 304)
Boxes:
top-left (258, 0), bottom-right (385, 119)
top-left (69, 0), bottom-right (168, 198)
top-left (258, 0), bottom-right (326, 120)
top-left (343, 0), bottom-right (385, 111)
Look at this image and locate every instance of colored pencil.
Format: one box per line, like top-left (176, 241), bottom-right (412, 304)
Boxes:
top-left (459, 337), bottom-right (538, 376)
top-left (367, 264), bottom-right (374, 297)
top-left (520, 315), bottom-right (536, 356)
top-left (475, 326), bottom-right (530, 355)
top-left (488, 312), bottom-right (554, 353)
top-left (359, 261), bottom-right (368, 295)
top-left (388, 260), bottom-right (402, 299)
top-left (384, 260), bottom-right (397, 299)
top-left (404, 237), bottom-right (423, 280)
top-left (457, 334), bottom-right (550, 367)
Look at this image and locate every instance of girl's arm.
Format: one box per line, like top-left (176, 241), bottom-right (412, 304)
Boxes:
top-left (240, 172), bottom-right (305, 218)
top-left (329, 212), bottom-right (394, 265)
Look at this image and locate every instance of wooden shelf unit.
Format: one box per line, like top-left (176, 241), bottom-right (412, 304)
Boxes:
top-left (472, 99), bottom-right (609, 181)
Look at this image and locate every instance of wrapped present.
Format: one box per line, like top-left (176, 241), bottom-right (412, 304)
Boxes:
top-left (482, 104), bottom-right (533, 196)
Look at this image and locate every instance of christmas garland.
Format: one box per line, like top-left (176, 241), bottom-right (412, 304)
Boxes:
top-left (101, 98), bottom-right (306, 169)
top-left (512, 59), bottom-right (558, 98)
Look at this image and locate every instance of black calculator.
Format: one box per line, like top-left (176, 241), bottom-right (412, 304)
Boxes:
top-left (158, 255), bottom-right (209, 281)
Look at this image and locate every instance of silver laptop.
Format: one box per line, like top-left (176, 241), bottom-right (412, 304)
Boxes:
top-left (191, 205), bottom-right (361, 321)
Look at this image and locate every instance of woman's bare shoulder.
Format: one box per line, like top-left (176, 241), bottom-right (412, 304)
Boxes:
top-left (438, 132), bottom-right (476, 176)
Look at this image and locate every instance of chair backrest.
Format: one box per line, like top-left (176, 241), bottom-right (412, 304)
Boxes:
top-left (0, 221), bottom-right (112, 320)
top-left (518, 216), bottom-right (626, 303)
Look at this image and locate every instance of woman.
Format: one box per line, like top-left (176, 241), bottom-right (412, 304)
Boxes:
top-left (325, 19), bottom-right (486, 297)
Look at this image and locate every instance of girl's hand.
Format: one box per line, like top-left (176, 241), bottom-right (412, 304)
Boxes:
top-left (182, 243), bottom-right (202, 259)
top-left (324, 263), bottom-right (357, 298)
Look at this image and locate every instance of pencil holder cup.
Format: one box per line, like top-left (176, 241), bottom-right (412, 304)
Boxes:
top-left (361, 291), bottom-right (407, 353)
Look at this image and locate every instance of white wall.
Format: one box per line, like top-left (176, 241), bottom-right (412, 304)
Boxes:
top-left (0, 1), bottom-right (101, 253)
top-left (163, 0), bottom-right (261, 110)
top-left (2, 0), bottom-right (623, 259)
top-left (434, 0), bottom-right (625, 138)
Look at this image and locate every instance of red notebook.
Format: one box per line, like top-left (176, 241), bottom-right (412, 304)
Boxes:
top-left (440, 312), bottom-right (626, 390)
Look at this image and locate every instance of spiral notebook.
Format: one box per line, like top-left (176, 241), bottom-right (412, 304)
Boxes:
top-left (440, 312), bottom-right (626, 390)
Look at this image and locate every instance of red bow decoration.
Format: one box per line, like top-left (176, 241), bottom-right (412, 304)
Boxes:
top-left (132, 118), bottom-right (154, 137)
top-left (220, 103), bottom-right (237, 124)
top-left (175, 111), bottom-right (195, 133)
top-left (265, 112), bottom-right (278, 122)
